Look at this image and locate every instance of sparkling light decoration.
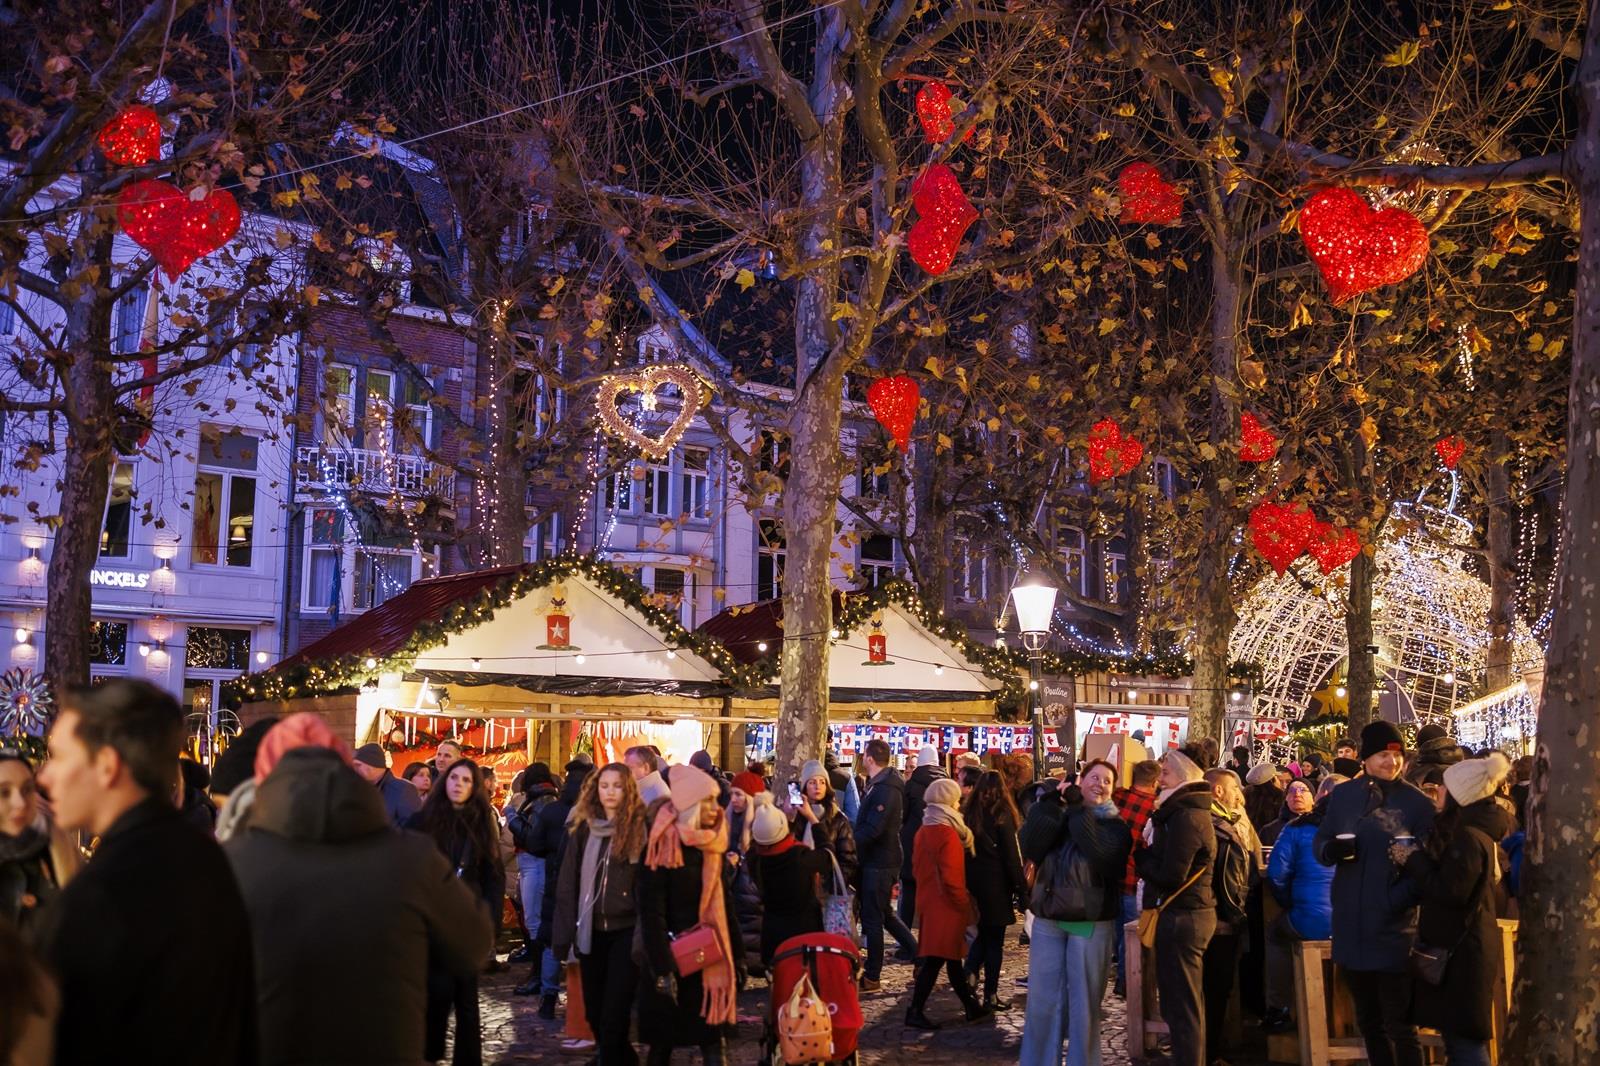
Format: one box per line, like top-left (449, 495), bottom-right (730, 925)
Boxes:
top-left (1230, 501), bottom-right (1542, 747)
top-left (0, 668), bottom-right (51, 735)
top-left (867, 375), bottom-right (920, 451)
top-left (116, 180), bottom-right (241, 279)
top-left (914, 82), bottom-right (972, 145)
top-left (594, 364), bottom-right (711, 459)
top-left (1297, 187), bottom-right (1429, 304)
top-left (908, 163), bottom-right (978, 276)
top-left (1248, 499), bottom-right (1316, 575)
top-left (97, 105), bottom-right (163, 166)
top-left (1117, 163), bottom-right (1183, 225)
top-left (1435, 435), bottom-right (1466, 470)
top-left (1086, 418), bottom-right (1143, 483)
top-left (1239, 412), bottom-right (1279, 463)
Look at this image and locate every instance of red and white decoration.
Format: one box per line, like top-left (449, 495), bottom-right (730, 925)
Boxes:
top-left (116, 179), bottom-right (240, 280)
top-left (1087, 419), bottom-right (1144, 483)
top-left (1435, 435), bottom-right (1466, 470)
top-left (539, 585), bottom-right (574, 650)
top-left (1117, 162), bottom-right (1183, 225)
top-left (1298, 186), bottom-right (1429, 304)
top-left (1239, 412), bottom-right (1280, 463)
top-left (914, 82), bottom-right (973, 145)
top-left (907, 163), bottom-right (979, 275)
top-left (97, 104), bottom-right (163, 167)
top-left (867, 374), bottom-right (920, 451)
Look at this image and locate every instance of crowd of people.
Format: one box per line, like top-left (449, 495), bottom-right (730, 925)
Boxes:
top-left (0, 678), bottom-right (1531, 1066)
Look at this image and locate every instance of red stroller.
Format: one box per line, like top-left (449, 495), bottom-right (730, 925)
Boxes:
top-left (760, 932), bottom-right (863, 1066)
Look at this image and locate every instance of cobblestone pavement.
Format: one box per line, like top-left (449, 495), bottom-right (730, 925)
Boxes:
top-left (478, 937), bottom-right (1274, 1065)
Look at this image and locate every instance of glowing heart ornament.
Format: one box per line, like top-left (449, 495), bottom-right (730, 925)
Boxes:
top-left (914, 82), bottom-right (974, 145)
top-left (595, 364), bottom-right (711, 459)
top-left (1117, 163), bottom-right (1183, 225)
top-left (1087, 419), bottom-right (1144, 483)
top-left (867, 375), bottom-right (920, 451)
top-left (1298, 187), bottom-right (1429, 304)
top-left (97, 105), bottom-right (163, 166)
top-left (116, 180), bottom-right (240, 279)
top-left (1435, 435), bottom-right (1466, 470)
top-left (1309, 519), bottom-right (1363, 574)
top-left (1249, 499), bottom-right (1317, 575)
top-left (907, 163), bottom-right (978, 276)
top-left (1239, 412), bottom-right (1279, 463)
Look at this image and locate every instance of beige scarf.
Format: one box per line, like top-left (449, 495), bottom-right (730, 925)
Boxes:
top-left (645, 802), bottom-right (737, 1026)
top-left (922, 801), bottom-right (975, 854)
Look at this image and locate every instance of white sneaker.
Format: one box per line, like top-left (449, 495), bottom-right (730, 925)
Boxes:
top-left (560, 1038), bottom-right (596, 1054)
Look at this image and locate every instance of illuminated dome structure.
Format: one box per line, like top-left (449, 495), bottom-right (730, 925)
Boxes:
top-left (1230, 496), bottom-right (1541, 751)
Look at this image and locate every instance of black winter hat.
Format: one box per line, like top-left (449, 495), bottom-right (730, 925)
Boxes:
top-left (209, 718), bottom-right (277, 797)
top-left (1359, 719), bottom-right (1406, 761)
top-left (1416, 723), bottom-right (1449, 746)
top-left (526, 761), bottom-right (554, 786)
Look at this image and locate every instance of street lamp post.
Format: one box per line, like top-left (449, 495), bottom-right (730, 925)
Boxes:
top-left (1011, 581), bottom-right (1059, 782)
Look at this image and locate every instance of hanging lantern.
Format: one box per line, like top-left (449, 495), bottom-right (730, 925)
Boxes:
top-left (1086, 419), bottom-right (1144, 483)
top-left (1117, 163), bottom-right (1183, 225)
top-left (867, 375), bottom-right (920, 451)
top-left (1298, 186), bottom-right (1429, 304)
top-left (1309, 519), bottom-right (1363, 574)
top-left (1239, 411), bottom-right (1280, 463)
top-left (914, 82), bottom-right (973, 145)
top-left (97, 104), bottom-right (163, 167)
top-left (115, 179), bottom-right (240, 280)
top-left (1434, 435), bottom-right (1466, 470)
top-left (1248, 499), bottom-right (1317, 575)
top-left (907, 163), bottom-right (978, 275)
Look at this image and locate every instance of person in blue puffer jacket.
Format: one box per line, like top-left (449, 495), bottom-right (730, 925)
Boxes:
top-left (1260, 773), bottom-right (1346, 1033)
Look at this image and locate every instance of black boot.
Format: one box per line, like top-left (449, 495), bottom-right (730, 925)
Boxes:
top-left (513, 977), bottom-right (540, 996)
top-left (647, 1046), bottom-right (673, 1066)
top-left (905, 1007), bottom-right (941, 1031)
top-left (957, 978), bottom-right (992, 1022)
top-left (700, 1039), bottom-right (726, 1066)
top-left (538, 993), bottom-right (557, 1020)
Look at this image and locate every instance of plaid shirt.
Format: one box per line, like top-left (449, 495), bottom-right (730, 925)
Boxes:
top-left (1114, 785), bottom-right (1159, 895)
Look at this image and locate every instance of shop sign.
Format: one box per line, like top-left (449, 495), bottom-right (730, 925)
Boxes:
top-left (90, 568), bottom-right (149, 590)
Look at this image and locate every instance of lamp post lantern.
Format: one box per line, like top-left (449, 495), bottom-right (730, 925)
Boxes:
top-left (1011, 581), bottom-right (1059, 781)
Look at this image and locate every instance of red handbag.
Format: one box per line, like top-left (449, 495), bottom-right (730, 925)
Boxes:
top-left (669, 923), bottom-right (724, 976)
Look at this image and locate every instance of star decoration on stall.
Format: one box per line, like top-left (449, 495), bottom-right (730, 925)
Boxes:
top-left (907, 163), bottom-right (979, 276)
top-left (0, 669), bottom-right (52, 736)
top-left (1308, 519), bottom-right (1363, 574)
top-left (1249, 499), bottom-right (1318, 575)
top-left (1297, 187), bottom-right (1429, 304)
top-left (595, 364), bottom-right (712, 459)
top-left (1434, 435), bottom-right (1466, 470)
top-left (1117, 163), bottom-right (1183, 225)
top-left (862, 609), bottom-right (894, 666)
top-left (538, 583), bottom-right (579, 650)
top-left (867, 375), bottom-right (920, 451)
top-left (914, 82), bottom-right (973, 145)
top-left (1239, 412), bottom-right (1280, 463)
top-left (1087, 419), bottom-right (1144, 483)
top-left (97, 104), bottom-right (163, 166)
top-left (115, 179), bottom-right (241, 279)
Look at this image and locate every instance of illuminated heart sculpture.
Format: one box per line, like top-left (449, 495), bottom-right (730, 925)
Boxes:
top-left (1249, 499), bottom-right (1316, 575)
top-left (595, 364), bottom-right (711, 459)
top-left (116, 180), bottom-right (240, 279)
top-left (1239, 412), bottom-right (1279, 463)
top-left (1087, 419), bottom-right (1144, 483)
top-left (867, 375), bottom-right (920, 451)
top-left (1117, 163), bottom-right (1183, 225)
top-left (1309, 519), bottom-right (1363, 574)
top-left (1434, 435), bottom-right (1466, 470)
top-left (908, 163), bottom-right (978, 276)
top-left (914, 82), bottom-right (973, 145)
top-left (97, 105), bottom-right (163, 167)
top-left (1298, 187), bottom-right (1429, 304)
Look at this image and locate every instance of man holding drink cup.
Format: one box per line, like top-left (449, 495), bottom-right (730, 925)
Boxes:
top-left (1313, 720), bottom-right (1436, 1066)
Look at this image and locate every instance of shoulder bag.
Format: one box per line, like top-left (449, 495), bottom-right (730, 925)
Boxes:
top-left (1030, 836), bottom-right (1105, 923)
top-left (821, 850), bottom-right (859, 945)
top-left (1136, 863), bottom-right (1207, 949)
top-left (1407, 827), bottom-right (1493, 987)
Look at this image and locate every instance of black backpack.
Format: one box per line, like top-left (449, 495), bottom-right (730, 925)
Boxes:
top-left (1030, 837), bottom-right (1106, 923)
top-left (1211, 816), bottom-right (1251, 925)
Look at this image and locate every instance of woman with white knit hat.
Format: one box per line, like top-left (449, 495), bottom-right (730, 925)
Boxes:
top-left (788, 758), bottom-right (860, 890)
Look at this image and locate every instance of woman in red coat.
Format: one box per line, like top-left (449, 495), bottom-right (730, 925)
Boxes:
top-left (907, 777), bottom-right (992, 1030)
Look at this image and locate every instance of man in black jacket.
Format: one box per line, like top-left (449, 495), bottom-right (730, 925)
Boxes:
top-left (37, 680), bottom-right (257, 1066)
top-left (517, 757), bottom-right (593, 1016)
top-left (898, 745), bottom-right (948, 934)
top-left (351, 742), bottom-right (421, 827)
top-left (853, 739), bottom-right (917, 990)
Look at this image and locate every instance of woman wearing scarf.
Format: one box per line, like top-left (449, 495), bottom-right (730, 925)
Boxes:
top-left (906, 777), bottom-right (991, 1030)
top-left (747, 799), bottom-right (830, 965)
top-left (637, 765), bottom-right (742, 1066)
top-left (788, 759), bottom-right (859, 891)
top-left (0, 750), bottom-right (78, 943)
top-left (553, 762), bottom-right (647, 1066)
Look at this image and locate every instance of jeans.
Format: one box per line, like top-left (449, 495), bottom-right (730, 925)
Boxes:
top-left (1114, 893), bottom-right (1139, 990)
top-left (898, 870), bottom-right (918, 928)
top-left (1343, 969), bottom-right (1424, 1066)
top-left (1019, 918), bottom-right (1114, 1066)
top-left (1442, 1034), bottom-right (1492, 1066)
top-left (580, 926), bottom-right (640, 1066)
top-left (424, 973), bottom-right (481, 1065)
top-left (964, 922), bottom-right (1007, 999)
top-left (1154, 908), bottom-right (1215, 1066)
top-left (517, 854), bottom-right (545, 941)
top-left (540, 946), bottom-right (562, 997)
top-left (1202, 931), bottom-right (1241, 1062)
top-left (860, 867), bottom-right (917, 980)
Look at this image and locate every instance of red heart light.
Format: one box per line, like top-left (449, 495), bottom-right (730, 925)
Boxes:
top-left (914, 82), bottom-right (973, 145)
top-left (1117, 163), bottom-right (1183, 225)
top-left (1309, 519), bottom-right (1362, 574)
top-left (1298, 187), bottom-right (1429, 304)
top-left (1087, 419), bottom-right (1144, 483)
top-left (907, 164), bottom-right (978, 276)
top-left (1239, 412), bottom-right (1279, 463)
top-left (97, 105), bottom-right (163, 167)
top-left (1248, 499), bottom-right (1316, 575)
top-left (1434, 435), bottom-right (1466, 470)
top-left (867, 375), bottom-right (920, 451)
top-left (116, 180), bottom-right (240, 279)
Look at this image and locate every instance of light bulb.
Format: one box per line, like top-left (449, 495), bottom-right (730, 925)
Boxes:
top-left (471, 657), bottom-right (482, 670)
top-left (934, 665), bottom-right (944, 676)
top-left (574, 654), bottom-right (586, 665)
top-left (255, 651), bottom-right (268, 665)
top-left (666, 649), bottom-right (676, 659)
top-left (1230, 690), bottom-right (1243, 703)
top-left (1126, 689), bottom-right (1138, 701)
top-left (14, 628), bottom-right (28, 644)
top-left (1029, 679), bottom-right (1039, 691)
top-left (757, 641), bottom-right (768, 652)
top-left (829, 628), bottom-right (840, 640)
top-left (365, 657), bottom-right (377, 669)
top-left (1442, 672), bottom-right (1456, 685)
top-left (139, 642), bottom-right (151, 658)
top-left (1336, 686), bottom-right (1348, 699)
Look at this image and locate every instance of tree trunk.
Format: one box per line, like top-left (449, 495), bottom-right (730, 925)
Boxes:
top-left (471, 315), bottom-right (526, 568)
top-left (1483, 432), bottom-right (1517, 692)
top-left (1344, 551), bottom-right (1377, 735)
top-left (46, 361), bottom-right (116, 692)
top-left (1503, 9), bottom-right (1600, 1059)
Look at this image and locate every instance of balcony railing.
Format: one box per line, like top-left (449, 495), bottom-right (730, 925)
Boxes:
top-left (296, 445), bottom-right (450, 497)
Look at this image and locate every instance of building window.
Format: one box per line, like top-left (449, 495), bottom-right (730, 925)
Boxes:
top-left (353, 548), bottom-right (414, 610)
top-left (192, 430), bottom-right (258, 567)
top-left (400, 374), bottom-right (434, 454)
top-left (954, 536), bottom-right (987, 603)
top-left (859, 457), bottom-right (892, 498)
top-left (323, 364), bottom-right (356, 445)
top-left (1061, 526), bottom-right (1086, 596)
top-left (233, 308), bottom-right (269, 374)
top-left (681, 448), bottom-right (710, 519)
top-left (859, 533), bottom-right (896, 588)
top-left (90, 621), bottom-right (128, 666)
top-left (603, 470), bottom-right (633, 513)
top-left (100, 462), bottom-right (136, 558)
top-left (757, 519), bottom-right (785, 601)
top-left (1104, 538), bottom-right (1127, 605)
top-left (0, 300), bottom-right (15, 335)
top-left (363, 369), bottom-right (396, 451)
top-left (523, 513), bottom-right (561, 562)
top-left (113, 284), bottom-right (148, 354)
top-left (642, 456), bottom-right (672, 517)
top-left (756, 430), bottom-right (790, 480)
top-left (303, 509), bottom-right (345, 611)
top-left (185, 626), bottom-right (252, 671)
top-left (1152, 458), bottom-right (1176, 499)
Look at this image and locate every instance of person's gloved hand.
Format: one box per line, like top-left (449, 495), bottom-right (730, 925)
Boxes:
top-left (1059, 783), bottom-right (1084, 806)
top-left (1324, 834), bottom-right (1358, 863)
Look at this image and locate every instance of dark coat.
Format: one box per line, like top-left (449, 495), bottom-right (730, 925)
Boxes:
top-left (1313, 775), bottom-right (1436, 972)
top-left (900, 765), bottom-right (948, 881)
top-left (790, 798), bottom-right (859, 890)
top-left (749, 840), bottom-right (829, 963)
top-left (402, 807), bottom-right (505, 914)
top-left (0, 829), bottom-right (63, 943)
top-left (550, 816), bottom-right (642, 962)
top-left (636, 830), bottom-right (741, 1048)
top-left (965, 814), bottom-right (1028, 926)
top-left (536, 768), bottom-right (589, 944)
top-left (374, 769), bottom-right (421, 828)
top-left (226, 748), bottom-right (494, 1066)
top-left (505, 781), bottom-right (559, 851)
top-left (726, 807), bottom-right (764, 972)
top-left (44, 798), bottom-right (257, 1066)
top-left (853, 767), bottom-right (905, 871)
top-left (1403, 799), bottom-right (1514, 1041)
top-left (1244, 783), bottom-right (1285, 836)
top-left (1019, 793), bottom-right (1132, 924)
top-left (912, 823), bottom-right (971, 959)
top-left (1134, 782), bottom-right (1217, 912)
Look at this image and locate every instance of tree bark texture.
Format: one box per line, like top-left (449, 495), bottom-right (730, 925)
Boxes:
top-left (1503, 6), bottom-right (1600, 1059)
top-left (1343, 551), bottom-right (1376, 735)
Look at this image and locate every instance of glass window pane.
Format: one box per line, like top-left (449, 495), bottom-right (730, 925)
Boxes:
top-left (100, 462), bottom-right (135, 558)
top-left (310, 508), bottom-right (344, 545)
top-left (198, 430), bottom-right (259, 471)
top-left (307, 549), bottom-right (339, 609)
top-left (192, 471), bottom-right (222, 565)
top-left (90, 621), bottom-right (128, 666)
top-left (225, 475), bottom-right (256, 567)
top-left (654, 568), bottom-right (685, 597)
top-left (185, 627), bottom-right (251, 671)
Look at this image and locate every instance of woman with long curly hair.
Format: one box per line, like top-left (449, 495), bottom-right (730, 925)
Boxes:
top-left (962, 770), bottom-right (1027, 1010)
top-left (406, 757), bottom-right (505, 1066)
top-left (552, 763), bottom-right (647, 1066)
